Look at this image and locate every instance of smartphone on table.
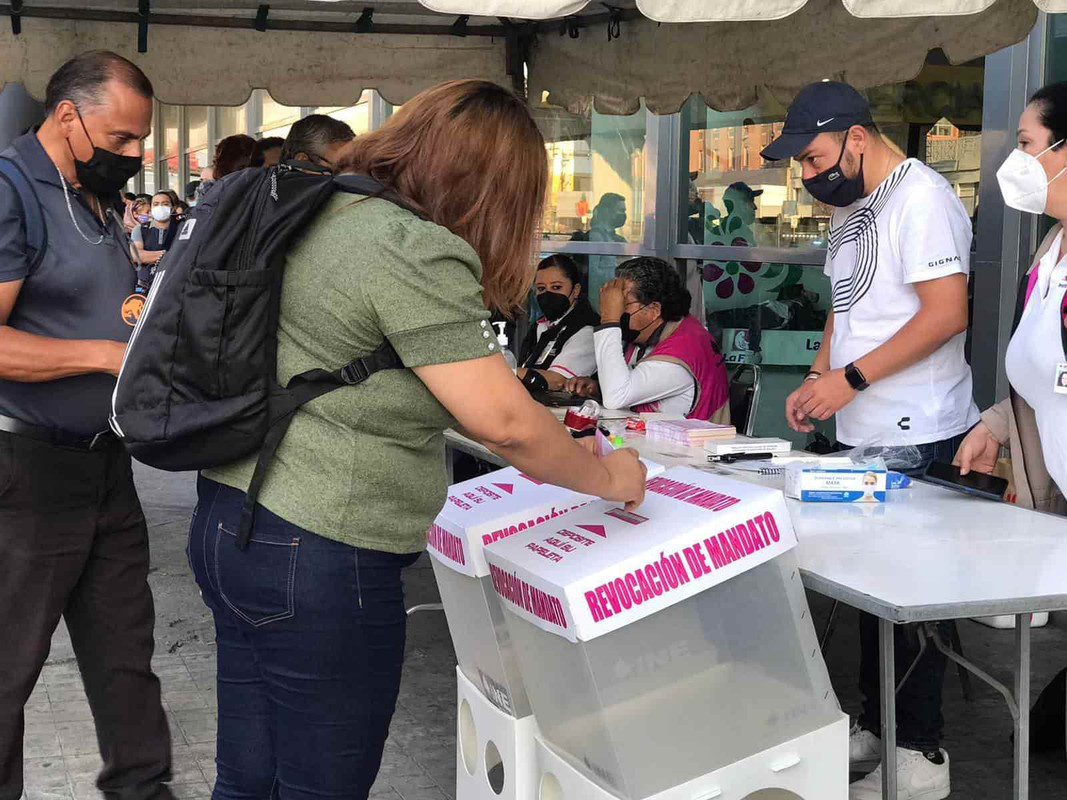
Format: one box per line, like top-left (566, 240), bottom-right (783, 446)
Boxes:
top-left (922, 461), bottom-right (1008, 501)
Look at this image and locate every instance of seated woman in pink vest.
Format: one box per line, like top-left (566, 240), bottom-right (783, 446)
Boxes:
top-left (565, 257), bottom-right (730, 421)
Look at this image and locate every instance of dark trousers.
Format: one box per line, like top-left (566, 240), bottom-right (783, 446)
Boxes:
top-left (0, 431), bottom-right (172, 800)
top-left (188, 477), bottom-right (420, 800)
top-left (840, 433), bottom-right (966, 751)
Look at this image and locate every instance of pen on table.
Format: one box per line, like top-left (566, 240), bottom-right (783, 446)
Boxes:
top-left (715, 452), bottom-right (775, 464)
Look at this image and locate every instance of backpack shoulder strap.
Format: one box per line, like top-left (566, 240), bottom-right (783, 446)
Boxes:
top-left (235, 339), bottom-right (404, 548)
top-left (332, 173), bottom-right (427, 219)
top-left (0, 156), bottom-right (47, 272)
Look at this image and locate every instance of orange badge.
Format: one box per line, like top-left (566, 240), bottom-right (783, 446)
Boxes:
top-left (121, 293), bottom-right (146, 327)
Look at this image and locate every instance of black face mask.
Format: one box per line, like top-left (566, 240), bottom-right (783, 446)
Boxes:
top-left (537, 291), bottom-right (572, 323)
top-left (802, 137), bottom-right (866, 208)
top-left (67, 110), bottom-right (143, 196)
top-left (620, 306), bottom-right (653, 345)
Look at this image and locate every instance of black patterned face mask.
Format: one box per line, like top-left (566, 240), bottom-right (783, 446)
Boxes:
top-left (803, 137), bottom-right (866, 208)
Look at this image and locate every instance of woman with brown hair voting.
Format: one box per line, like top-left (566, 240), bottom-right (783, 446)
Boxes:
top-left (187, 81), bottom-right (647, 800)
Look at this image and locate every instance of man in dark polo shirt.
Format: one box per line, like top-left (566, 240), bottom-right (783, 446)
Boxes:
top-left (0, 52), bottom-right (173, 800)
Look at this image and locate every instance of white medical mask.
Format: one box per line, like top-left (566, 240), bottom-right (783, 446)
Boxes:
top-left (996, 140), bottom-right (1067, 215)
top-left (151, 205), bottom-right (172, 222)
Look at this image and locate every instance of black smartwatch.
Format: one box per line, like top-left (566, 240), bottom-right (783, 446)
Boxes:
top-left (844, 362), bottom-right (869, 392)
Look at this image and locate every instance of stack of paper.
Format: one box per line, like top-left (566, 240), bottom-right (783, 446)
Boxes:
top-left (645, 419), bottom-right (736, 446)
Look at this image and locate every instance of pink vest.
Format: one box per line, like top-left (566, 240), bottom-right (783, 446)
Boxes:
top-left (629, 315), bottom-right (729, 420)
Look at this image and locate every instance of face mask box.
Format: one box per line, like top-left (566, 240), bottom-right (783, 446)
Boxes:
top-left (427, 467), bottom-right (596, 718)
top-left (483, 466), bottom-right (840, 799)
top-left (784, 460), bottom-right (887, 503)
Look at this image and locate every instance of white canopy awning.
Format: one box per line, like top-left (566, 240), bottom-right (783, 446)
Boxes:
top-left (0, 0), bottom-right (1039, 112)
top-left (420, 0), bottom-right (1067, 20)
top-left (527, 0), bottom-right (1038, 114)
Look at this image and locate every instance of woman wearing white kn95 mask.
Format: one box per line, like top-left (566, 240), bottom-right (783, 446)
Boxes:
top-left (954, 82), bottom-right (1067, 518)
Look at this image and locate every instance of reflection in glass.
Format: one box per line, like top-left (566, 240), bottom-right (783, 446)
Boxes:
top-left (314, 91), bottom-right (373, 137)
top-left (186, 106), bottom-right (209, 152)
top-left (536, 103), bottom-right (647, 306)
top-left (217, 105), bottom-right (248, 139)
top-left (682, 57), bottom-right (984, 256)
top-left (259, 90), bottom-right (300, 133)
top-left (187, 148), bottom-right (210, 180)
top-left (163, 105), bottom-right (180, 159)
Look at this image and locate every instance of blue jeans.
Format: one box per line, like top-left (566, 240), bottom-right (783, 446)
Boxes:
top-left (188, 477), bottom-right (420, 800)
top-left (837, 433), bottom-right (967, 752)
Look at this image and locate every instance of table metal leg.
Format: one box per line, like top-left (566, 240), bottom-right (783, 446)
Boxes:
top-left (1014, 613), bottom-right (1031, 800)
top-left (880, 618), bottom-right (897, 800)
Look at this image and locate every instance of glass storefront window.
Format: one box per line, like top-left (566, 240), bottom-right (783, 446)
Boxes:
top-left (217, 105), bottom-right (247, 139)
top-left (315, 91), bottom-right (373, 136)
top-left (536, 102), bottom-right (648, 305)
top-left (187, 106), bottom-right (209, 152)
top-left (187, 149), bottom-right (210, 183)
top-left (681, 58), bottom-right (984, 254)
top-left (163, 106), bottom-right (179, 159)
top-left (141, 106), bottom-right (155, 195)
top-left (538, 104), bottom-right (647, 245)
top-left (259, 90), bottom-right (300, 136)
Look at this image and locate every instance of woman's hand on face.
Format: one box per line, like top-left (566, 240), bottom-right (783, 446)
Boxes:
top-left (598, 448), bottom-right (647, 511)
top-left (564, 376), bottom-right (599, 397)
top-left (952, 420), bottom-right (1001, 476)
top-left (599, 278), bottom-right (627, 323)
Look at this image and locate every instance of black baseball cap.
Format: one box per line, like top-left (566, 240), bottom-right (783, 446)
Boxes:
top-left (761, 81), bottom-right (874, 162)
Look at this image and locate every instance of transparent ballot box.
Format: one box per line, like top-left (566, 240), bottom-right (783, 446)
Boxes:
top-left (427, 467), bottom-right (593, 718)
top-left (483, 466), bottom-right (841, 799)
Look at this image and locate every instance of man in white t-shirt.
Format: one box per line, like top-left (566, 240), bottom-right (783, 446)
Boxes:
top-left (763, 81), bottom-right (980, 800)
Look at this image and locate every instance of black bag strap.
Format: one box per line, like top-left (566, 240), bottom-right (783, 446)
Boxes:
top-left (236, 339), bottom-right (403, 549)
top-left (0, 156), bottom-right (47, 272)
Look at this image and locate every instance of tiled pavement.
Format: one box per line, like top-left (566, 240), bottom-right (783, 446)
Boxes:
top-left (18, 464), bottom-right (1067, 799)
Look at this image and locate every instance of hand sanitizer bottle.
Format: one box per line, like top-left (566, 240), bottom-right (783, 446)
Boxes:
top-left (492, 322), bottom-right (518, 372)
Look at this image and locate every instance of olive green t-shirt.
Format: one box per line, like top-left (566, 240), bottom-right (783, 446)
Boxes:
top-left (205, 195), bottom-right (493, 553)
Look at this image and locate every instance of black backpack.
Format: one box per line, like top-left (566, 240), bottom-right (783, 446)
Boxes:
top-left (110, 163), bottom-right (418, 547)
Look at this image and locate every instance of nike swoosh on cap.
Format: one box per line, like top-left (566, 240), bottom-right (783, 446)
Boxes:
top-left (816, 118), bottom-right (835, 127)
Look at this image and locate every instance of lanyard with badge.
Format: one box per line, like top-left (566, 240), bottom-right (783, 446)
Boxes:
top-left (1043, 252), bottom-right (1067, 395)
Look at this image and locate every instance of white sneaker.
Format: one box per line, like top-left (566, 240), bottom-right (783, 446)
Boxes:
top-left (849, 747), bottom-right (950, 800)
top-left (849, 721), bottom-right (882, 770)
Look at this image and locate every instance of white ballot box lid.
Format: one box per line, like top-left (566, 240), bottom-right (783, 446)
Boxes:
top-left (482, 466), bottom-right (797, 643)
top-left (427, 467), bottom-right (595, 578)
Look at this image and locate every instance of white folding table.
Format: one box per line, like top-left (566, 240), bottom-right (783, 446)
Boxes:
top-left (442, 429), bottom-right (1067, 800)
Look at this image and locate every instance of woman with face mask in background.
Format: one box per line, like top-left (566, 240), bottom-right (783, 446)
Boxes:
top-left (953, 82), bottom-right (1067, 516)
top-left (516, 255), bottom-right (599, 392)
top-left (130, 190), bottom-right (177, 267)
top-left (565, 256), bottom-right (730, 420)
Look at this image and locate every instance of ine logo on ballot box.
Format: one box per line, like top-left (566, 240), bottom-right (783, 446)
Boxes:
top-left (482, 465), bottom-right (797, 643)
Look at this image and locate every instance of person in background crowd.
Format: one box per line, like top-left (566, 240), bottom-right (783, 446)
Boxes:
top-left (130, 190), bottom-right (178, 266)
top-left (184, 180), bottom-right (200, 206)
top-left (189, 79), bottom-right (646, 800)
top-left (516, 254), bottom-right (599, 391)
top-left (251, 136), bottom-right (284, 168)
top-left (196, 134), bottom-right (257, 202)
top-left (123, 193), bottom-right (149, 233)
top-left (565, 257), bottom-right (730, 420)
top-left (173, 200), bottom-right (188, 218)
top-left (954, 82), bottom-right (1067, 516)
top-left (123, 190), bottom-right (135, 205)
top-left (768, 81), bottom-right (979, 800)
top-left (0, 51), bottom-right (173, 800)
top-left (281, 114), bottom-right (355, 173)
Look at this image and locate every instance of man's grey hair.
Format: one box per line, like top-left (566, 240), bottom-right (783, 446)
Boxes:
top-left (44, 51), bottom-right (153, 115)
top-left (281, 114), bottom-right (356, 162)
